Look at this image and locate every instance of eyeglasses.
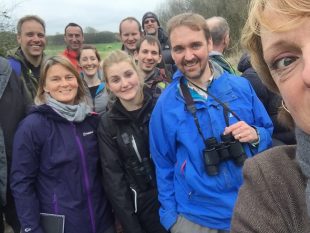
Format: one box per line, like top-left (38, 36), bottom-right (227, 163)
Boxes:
top-left (144, 19), bottom-right (156, 24)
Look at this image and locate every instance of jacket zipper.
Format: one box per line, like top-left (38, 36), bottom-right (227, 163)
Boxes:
top-left (72, 124), bottom-right (96, 233)
top-left (53, 192), bottom-right (59, 214)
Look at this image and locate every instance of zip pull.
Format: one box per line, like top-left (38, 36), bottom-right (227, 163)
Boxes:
top-left (131, 135), bottom-right (142, 162)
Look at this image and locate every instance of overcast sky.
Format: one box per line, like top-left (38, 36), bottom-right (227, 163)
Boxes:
top-left (2, 0), bottom-right (165, 35)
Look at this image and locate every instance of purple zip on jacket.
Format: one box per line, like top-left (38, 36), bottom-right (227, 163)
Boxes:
top-left (10, 104), bottom-right (114, 233)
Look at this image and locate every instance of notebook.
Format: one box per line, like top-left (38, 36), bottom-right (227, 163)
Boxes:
top-left (40, 213), bottom-right (65, 233)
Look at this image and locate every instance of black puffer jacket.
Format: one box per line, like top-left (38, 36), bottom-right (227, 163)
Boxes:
top-left (98, 88), bottom-right (166, 233)
top-left (238, 54), bottom-right (296, 145)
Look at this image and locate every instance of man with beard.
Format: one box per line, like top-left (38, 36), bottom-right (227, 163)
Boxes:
top-left (149, 13), bottom-right (273, 233)
top-left (134, 35), bottom-right (170, 98)
top-left (7, 15), bottom-right (46, 99)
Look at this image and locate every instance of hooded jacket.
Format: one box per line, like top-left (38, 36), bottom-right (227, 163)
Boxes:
top-left (0, 57), bottom-right (31, 206)
top-left (98, 88), bottom-right (166, 233)
top-left (10, 104), bottom-right (114, 233)
top-left (7, 47), bottom-right (44, 99)
top-left (149, 62), bottom-right (273, 231)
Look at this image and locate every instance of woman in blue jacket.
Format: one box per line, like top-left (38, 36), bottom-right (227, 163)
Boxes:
top-left (10, 56), bottom-right (115, 233)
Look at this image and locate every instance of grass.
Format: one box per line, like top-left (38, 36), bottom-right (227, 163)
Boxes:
top-left (45, 42), bottom-right (122, 59)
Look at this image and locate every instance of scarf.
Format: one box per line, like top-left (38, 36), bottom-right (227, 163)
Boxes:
top-left (296, 127), bottom-right (310, 217)
top-left (45, 94), bottom-right (92, 122)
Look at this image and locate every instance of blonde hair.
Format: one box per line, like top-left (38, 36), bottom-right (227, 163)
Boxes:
top-left (102, 50), bottom-right (144, 101)
top-left (242, 0), bottom-right (310, 128)
top-left (35, 55), bottom-right (86, 105)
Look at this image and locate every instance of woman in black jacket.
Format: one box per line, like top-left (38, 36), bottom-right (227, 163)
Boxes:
top-left (98, 50), bottom-right (167, 233)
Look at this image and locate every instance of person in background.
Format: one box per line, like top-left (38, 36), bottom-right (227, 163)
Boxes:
top-left (98, 50), bottom-right (167, 233)
top-left (149, 13), bottom-right (273, 233)
top-left (206, 16), bottom-right (236, 74)
top-left (62, 22), bottom-right (84, 72)
top-left (134, 36), bottom-right (170, 98)
top-left (7, 15), bottom-right (46, 99)
top-left (230, 0), bottom-right (310, 232)
top-left (238, 53), bottom-right (296, 146)
top-left (10, 56), bottom-right (115, 233)
top-left (78, 44), bottom-right (109, 115)
top-left (142, 12), bottom-right (175, 74)
top-left (0, 56), bottom-right (31, 233)
top-left (119, 17), bottom-right (142, 56)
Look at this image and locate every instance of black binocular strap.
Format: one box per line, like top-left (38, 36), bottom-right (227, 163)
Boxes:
top-left (180, 78), bottom-right (241, 146)
top-left (180, 81), bottom-right (209, 147)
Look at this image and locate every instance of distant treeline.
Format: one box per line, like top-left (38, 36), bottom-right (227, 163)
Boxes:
top-left (0, 31), bottom-right (119, 56)
top-left (48, 31), bottom-right (119, 45)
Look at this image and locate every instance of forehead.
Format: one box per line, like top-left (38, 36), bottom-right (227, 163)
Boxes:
top-left (170, 25), bottom-right (206, 46)
top-left (46, 63), bottom-right (73, 76)
top-left (66, 26), bottom-right (82, 35)
top-left (20, 20), bottom-right (44, 33)
top-left (121, 20), bottom-right (140, 32)
top-left (140, 40), bottom-right (160, 51)
top-left (106, 61), bottom-right (133, 76)
top-left (80, 49), bottom-right (96, 56)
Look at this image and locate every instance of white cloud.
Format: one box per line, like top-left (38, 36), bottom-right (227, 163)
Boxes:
top-left (2, 0), bottom-right (164, 34)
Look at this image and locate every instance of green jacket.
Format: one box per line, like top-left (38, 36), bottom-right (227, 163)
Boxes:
top-left (7, 47), bottom-right (45, 99)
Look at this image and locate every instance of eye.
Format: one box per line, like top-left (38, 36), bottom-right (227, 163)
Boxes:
top-left (192, 42), bottom-right (202, 50)
top-left (65, 75), bottom-right (75, 81)
top-left (124, 70), bottom-right (134, 78)
top-left (271, 56), bottom-right (298, 70)
top-left (173, 46), bottom-right (184, 54)
top-left (110, 77), bottom-right (120, 83)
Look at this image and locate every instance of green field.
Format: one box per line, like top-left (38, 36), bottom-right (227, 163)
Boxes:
top-left (45, 42), bottom-right (122, 59)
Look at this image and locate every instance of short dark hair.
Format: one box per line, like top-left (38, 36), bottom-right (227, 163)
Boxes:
top-left (136, 35), bottom-right (162, 55)
top-left (64, 22), bottom-right (83, 35)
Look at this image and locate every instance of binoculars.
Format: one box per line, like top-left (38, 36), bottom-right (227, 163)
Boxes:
top-left (203, 133), bottom-right (247, 176)
top-left (127, 157), bottom-right (156, 192)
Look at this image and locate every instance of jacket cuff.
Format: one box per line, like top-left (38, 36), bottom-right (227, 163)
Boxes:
top-left (161, 210), bottom-right (178, 231)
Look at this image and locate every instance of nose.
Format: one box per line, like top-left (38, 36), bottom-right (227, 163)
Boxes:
top-left (60, 78), bottom-right (69, 87)
top-left (120, 77), bottom-right (129, 88)
top-left (146, 52), bottom-right (153, 59)
top-left (302, 47), bottom-right (310, 87)
top-left (184, 48), bottom-right (194, 61)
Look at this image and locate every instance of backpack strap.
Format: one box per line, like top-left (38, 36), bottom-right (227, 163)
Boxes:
top-left (7, 58), bottom-right (21, 77)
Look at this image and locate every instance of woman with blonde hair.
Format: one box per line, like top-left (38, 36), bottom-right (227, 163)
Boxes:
top-left (10, 56), bottom-right (115, 233)
top-left (98, 50), bottom-right (167, 233)
top-left (231, 0), bottom-right (310, 232)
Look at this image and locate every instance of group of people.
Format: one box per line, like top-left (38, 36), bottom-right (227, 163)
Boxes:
top-left (1, 0), bottom-right (309, 232)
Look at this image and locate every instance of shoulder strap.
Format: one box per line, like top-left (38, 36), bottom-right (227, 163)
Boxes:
top-left (7, 58), bottom-right (21, 77)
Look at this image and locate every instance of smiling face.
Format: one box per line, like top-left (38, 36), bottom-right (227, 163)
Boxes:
top-left (64, 26), bottom-right (84, 51)
top-left (79, 49), bottom-right (99, 78)
top-left (120, 20), bottom-right (142, 52)
top-left (261, 11), bottom-right (310, 133)
top-left (143, 17), bottom-right (159, 35)
top-left (135, 40), bottom-right (162, 75)
top-left (17, 19), bottom-right (46, 59)
top-left (43, 64), bottom-right (79, 105)
top-left (170, 25), bottom-right (212, 86)
top-left (106, 61), bottom-right (141, 106)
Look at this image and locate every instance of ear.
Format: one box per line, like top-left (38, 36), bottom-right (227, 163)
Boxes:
top-left (133, 50), bottom-right (139, 61)
top-left (157, 54), bottom-right (162, 64)
top-left (17, 34), bottom-right (21, 45)
top-left (207, 37), bottom-right (213, 52)
top-left (43, 86), bottom-right (49, 93)
top-left (224, 34), bottom-right (230, 47)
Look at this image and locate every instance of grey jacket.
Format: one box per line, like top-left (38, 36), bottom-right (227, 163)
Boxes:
top-left (0, 57), bottom-right (31, 205)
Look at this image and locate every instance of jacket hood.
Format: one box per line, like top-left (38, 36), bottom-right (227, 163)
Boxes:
top-left (237, 53), bottom-right (251, 73)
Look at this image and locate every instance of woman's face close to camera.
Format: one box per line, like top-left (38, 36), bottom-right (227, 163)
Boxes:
top-left (261, 12), bottom-right (310, 133)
